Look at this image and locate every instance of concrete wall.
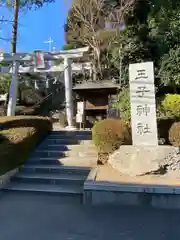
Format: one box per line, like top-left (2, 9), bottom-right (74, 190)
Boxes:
top-left (84, 190), bottom-right (180, 209)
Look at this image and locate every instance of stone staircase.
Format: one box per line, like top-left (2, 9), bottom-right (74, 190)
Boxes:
top-left (3, 130), bottom-right (97, 202)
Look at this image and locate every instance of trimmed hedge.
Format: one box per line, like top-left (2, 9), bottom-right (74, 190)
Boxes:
top-left (157, 117), bottom-right (180, 144)
top-left (161, 94), bottom-right (180, 118)
top-left (169, 122), bottom-right (180, 147)
top-left (92, 119), bottom-right (131, 164)
top-left (0, 116), bottom-right (52, 175)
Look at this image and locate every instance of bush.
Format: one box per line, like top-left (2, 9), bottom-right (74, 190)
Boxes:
top-left (21, 88), bottom-right (43, 106)
top-left (92, 119), bottom-right (131, 164)
top-left (114, 91), bottom-right (180, 122)
top-left (157, 117), bottom-right (180, 144)
top-left (169, 122), bottom-right (180, 147)
top-left (161, 94), bottom-right (180, 118)
top-left (154, 95), bottom-right (180, 144)
top-left (0, 74), bottom-right (11, 94)
top-left (113, 88), bottom-right (131, 123)
top-left (62, 43), bottom-right (76, 50)
top-left (0, 116), bottom-right (52, 175)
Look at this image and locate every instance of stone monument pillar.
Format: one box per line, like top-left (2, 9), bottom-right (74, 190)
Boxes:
top-left (129, 61), bottom-right (158, 146)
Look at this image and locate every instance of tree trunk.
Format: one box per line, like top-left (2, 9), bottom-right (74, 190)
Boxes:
top-left (11, 0), bottom-right (20, 54)
top-left (92, 63), bottom-right (97, 82)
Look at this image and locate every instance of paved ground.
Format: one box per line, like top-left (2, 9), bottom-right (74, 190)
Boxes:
top-left (0, 192), bottom-right (179, 240)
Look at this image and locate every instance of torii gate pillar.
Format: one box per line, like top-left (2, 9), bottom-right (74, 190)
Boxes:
top-left (64, 57), bottom-right (74, 129)
top-left (7, 61), bottom-right (19, 116)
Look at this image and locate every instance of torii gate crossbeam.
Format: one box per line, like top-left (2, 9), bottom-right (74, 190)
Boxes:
top-left (0, 47), bottom-right (90, 130)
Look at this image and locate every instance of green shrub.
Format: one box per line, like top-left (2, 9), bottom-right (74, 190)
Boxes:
top-left (0, 116), bottom-right (52, 175)
top-left (161, 94), bottom-right (180, 118)
top-left (62, 43), bottom-right (76, 50)
top-left (155, 95), bottom-right (180, 143)
top-left (169, 122), bottom-right (180, 147)
top-left (113, 88), bottom-right (131, 123)
top-left (157, 117), bottom-right (179, 144)
top-left (114, 91), bottom-right (180, 122)
top-left (21, 88), bottom-right (43, 106)
top-left (156, 99), bottom-right (166, 118)
top-left (0, 74), bottom-right (11, 94)
top-left (92, 119), bottom-right (131, 164)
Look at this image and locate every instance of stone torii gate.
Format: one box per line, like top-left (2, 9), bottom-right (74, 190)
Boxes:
top-left (0, 47), bottom-right (90, 129)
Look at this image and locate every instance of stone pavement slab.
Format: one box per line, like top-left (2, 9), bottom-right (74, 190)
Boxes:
top-left (0, 192), bottom-right (180, 240)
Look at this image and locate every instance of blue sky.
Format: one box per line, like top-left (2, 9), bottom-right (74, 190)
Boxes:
top-left (0, 1), bottom-right (71, 53)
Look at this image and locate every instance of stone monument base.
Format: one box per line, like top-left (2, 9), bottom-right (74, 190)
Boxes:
top-left (109, 145), bottom-right (180, 177)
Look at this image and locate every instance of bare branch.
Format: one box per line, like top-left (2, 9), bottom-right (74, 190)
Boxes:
top-left (108, 0), bottom-right (135, 25)
top-left (0, 36), bottom-right (11, 41)
top-left (67, 0), bottom-right (136, 80)
top-left (0, 19), bottom-right (14, 24)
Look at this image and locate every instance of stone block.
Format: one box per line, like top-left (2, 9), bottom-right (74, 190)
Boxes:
top-left (109, 145), bottom-right (180, 176)
top-left (91, 191), bottom-right (141, 206)
top-left (151, 195), bottom-right (180, 209)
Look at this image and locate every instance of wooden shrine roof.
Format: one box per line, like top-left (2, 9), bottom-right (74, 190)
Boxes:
top-left (73, 80), bottom-right (120, 90)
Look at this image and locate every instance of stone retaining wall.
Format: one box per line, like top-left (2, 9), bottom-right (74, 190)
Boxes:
top-left (0, 168), bottom-right (19, 190)
top-left (83, 167), bottom-right (180, 209)
top-left (84, 189), bottom-right (180, 209)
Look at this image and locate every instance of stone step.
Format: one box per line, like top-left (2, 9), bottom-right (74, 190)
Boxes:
top-left (48, 134), bottom-right (92, 140)
top-left (32, 150), bottom-right (97, 158)
top-left (37, 144), bottom-right (96, 152)
top-left (31, 150), bottom-right (65, 158)
top-left (20, 164), bottom-right (90, 175)
top-left (51, 130), bottom-right (91, 136)
top-left (3, 182), bottom-right (83, 196)
top-left (25, 158), bottom-right (96, 168)
top-left (0, 191), bottom-right (82, 205)
top-left (42, 138), bottom-right (93, 145)
top-left (26, 157), bottom-right (97, 167)
top-left (12, 172), bottom-right (86, 185)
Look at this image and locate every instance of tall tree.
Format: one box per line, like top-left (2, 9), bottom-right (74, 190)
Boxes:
top-left (0, 0), bottom-right (55, 53)
top-left (148, 0), bottom-right (180, 88)
top-left (12, 0), bottom-right (20, 53)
